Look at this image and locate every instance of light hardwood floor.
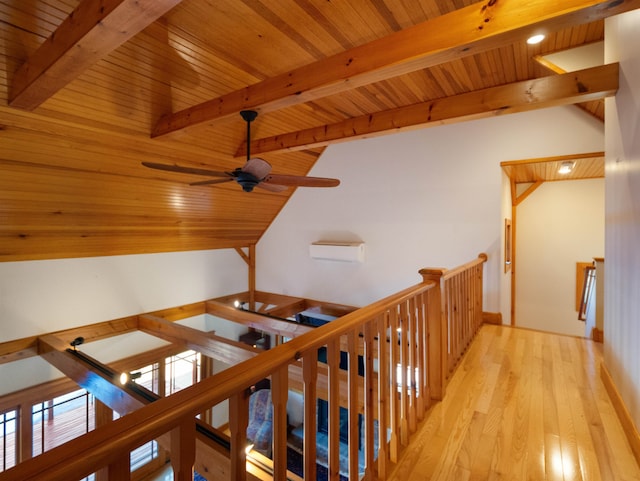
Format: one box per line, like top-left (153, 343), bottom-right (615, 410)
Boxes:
top-left (388, 324), bottom-right (640, 481)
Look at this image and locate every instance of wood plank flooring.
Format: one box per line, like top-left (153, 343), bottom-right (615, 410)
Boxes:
top-left (388, 324), bottom-right (640, 481)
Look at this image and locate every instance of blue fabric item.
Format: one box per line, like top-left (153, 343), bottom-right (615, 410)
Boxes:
top-left (246, 389), bottom-right (273, 456)
top-left (290, 424), bottom-right (374, 477)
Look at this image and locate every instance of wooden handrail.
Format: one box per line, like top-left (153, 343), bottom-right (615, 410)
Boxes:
top-left (0, 254), bottom-right (488, 481)
top-left (419, 253), bottom-right (488, 281)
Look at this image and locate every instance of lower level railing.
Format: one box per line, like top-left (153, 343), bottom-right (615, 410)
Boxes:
top-left (0, 254), bottom-right (487, 481)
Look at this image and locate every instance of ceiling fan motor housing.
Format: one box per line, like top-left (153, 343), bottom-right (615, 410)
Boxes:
top-left (235, 170), bottom-right (260, 192)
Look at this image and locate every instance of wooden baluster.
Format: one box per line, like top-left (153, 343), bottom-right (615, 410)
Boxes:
top-left (399, 301), bottom-right (409, 447)
top-left (416, 292), bottom-right (427, 418)
top-left (18, 405), bottom-right (32, 463)
top-left (171, 418), bottom-right (195, 481)
top-left (448, 278), bottom-right (456, 374)
top-left (456, 275), bottom-right (462, 363)
top-left (463, 273), bottom-right (468, 349)
top-left (229, 391), bottom-right (249, 481)
top-left (459, 272), bottom-right (464, 347)
top-left (200, 355), bottom-right (215, 426)
top-left (388, 307), bottom-right (399, 462)
top-left (101, 400), bottom-right (130, 481)
top-left (476, 261), bottom-right (484, 334)
top-left (107, 454), bottom-right (130, 481)
top-left (347, 330), bottom-right (359, 480)
top-left (474, 264), bottom-right (480, 334)
top-left (408, 296), bottom-right (417, 434)
top-left (158, 354), bottom-right (167, 398)
top-left (468, 270), bottom-right (473, 341)
top-left (457, 273), bottom-right (464, 350)
top-left (458, 275), bottom-right (464, 358)
top-left (95, 400), bottom-right (113, 481)
top-left (377, 313), bottom-right (389, 479)
top-left (363, 320), bottom-right (375, 475)
top-left (327, 339), bottom-right (341, 481)
top-left (303, 350), bottom-right (318, 480)
top-left (470, 268), bottom-right (475, 342)
top-left (271, 366), bottom-right (289, 481)
top-left (465, 270), bottom-right (471, 346)
top-left (444, 279), bottom-right (458, 370)
top-left (462, 272), bottom-right (468, 349)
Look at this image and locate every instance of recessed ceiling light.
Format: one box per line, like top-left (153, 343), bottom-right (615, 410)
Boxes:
top-left (527, 34), bottom-right (545, 45)
top-left (558, 161), bottom-right (575, 174)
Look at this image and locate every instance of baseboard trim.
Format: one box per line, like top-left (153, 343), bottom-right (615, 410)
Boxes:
top-left (592, 327), bottom-right (604, 342)
top-left (601, 362), bottom-right (640, 466)
top-left (483, 311), bottom-right (502, 325)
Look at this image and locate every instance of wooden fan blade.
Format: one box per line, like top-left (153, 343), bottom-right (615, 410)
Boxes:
top-left (190, 178), bottom-right (234, 186)
top-left (264, 174), bottom-right (340, 188)
top-left (142, 161), bottom-right (231, 178)
top-left (242, 158), bottom-right (272, 179)
top-left (255, 182), bottom-right (287, 192)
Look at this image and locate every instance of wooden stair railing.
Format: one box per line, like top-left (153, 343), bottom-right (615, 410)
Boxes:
top-left (0, 254), bottom-right (487, 481)
top-left (420, 253), bottom-right (488, 387)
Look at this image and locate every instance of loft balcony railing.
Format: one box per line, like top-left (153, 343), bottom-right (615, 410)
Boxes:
top-left (0, 254), bottom-right (487, 481)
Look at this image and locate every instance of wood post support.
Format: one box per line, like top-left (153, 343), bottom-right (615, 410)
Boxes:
top-left (419, 267), bottom-right (447, 401)
top-left (170, 418), bottom-right (195, 481)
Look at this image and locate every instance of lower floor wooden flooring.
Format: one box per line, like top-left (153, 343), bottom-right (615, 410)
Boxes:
top-left (388, 324), bottom-right (640, 481)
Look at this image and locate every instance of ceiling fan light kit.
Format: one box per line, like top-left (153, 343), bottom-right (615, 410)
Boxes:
top-left (143, 110), bottom-right (340, 193)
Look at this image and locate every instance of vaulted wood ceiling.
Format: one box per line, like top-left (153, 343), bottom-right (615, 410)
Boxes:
top-left (1, 0), bottom-right (636, 262)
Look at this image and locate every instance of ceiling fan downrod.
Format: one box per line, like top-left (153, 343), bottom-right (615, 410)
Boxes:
top-left (240, 110), bottom-right (258, 162)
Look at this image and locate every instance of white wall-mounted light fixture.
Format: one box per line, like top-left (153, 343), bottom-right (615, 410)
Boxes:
top-left (558, 161), bottom-right (575, 174)
top-left (527, 34), bottom-right (545, 45)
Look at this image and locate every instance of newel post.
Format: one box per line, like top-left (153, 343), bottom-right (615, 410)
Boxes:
top-left (419, 267), bottom-right (447, 401)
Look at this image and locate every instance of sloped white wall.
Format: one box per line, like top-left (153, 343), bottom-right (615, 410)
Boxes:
top-left (257, 106), bottom-right (604, 314)
top-left (515, 179), bottom-right (604, 337)
top-left (0, 249), bottom-right (247, 395)
top-left (604, 10), bottom-right (640, 429)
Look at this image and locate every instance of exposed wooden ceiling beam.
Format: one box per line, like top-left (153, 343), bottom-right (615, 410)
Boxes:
top-left (533, 53), bottom-right (606, 122)
top-left (139, 314), bottom-right (258, 365)
top-left (238, 63), bottom-right (618, 156)
top-left (206, 300), bottom-right (314, 338)
top-left (9, 0), bottom-right (183, 111)
top-left (151, 0), bottom-right (639, 137)
top-left (38, 334), bottom-right (146, 414)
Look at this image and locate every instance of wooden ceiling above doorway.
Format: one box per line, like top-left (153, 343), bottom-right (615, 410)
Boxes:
top-left (501, 152), bottom-right (605, 186)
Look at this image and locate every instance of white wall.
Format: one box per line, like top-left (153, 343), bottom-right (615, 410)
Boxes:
top-left (0, 249), bottom-right (247, 395)
top-left (604, 10), bottom-right (640, 428)
top-left (515, 179), bottom-right (604, 337)
top-left (257, 106), bottom-right (604, 318)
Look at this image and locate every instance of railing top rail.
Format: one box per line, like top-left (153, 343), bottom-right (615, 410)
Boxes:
top-left (1, 279), bottom-right (437, 481)
top-left (419, 253), bottom-right (487, 281)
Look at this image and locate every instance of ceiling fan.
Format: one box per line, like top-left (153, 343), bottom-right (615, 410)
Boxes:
top-left (142, 110), bottom-right (340, 192)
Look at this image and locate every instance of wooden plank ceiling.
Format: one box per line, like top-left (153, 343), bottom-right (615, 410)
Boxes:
top-left (0, 0), bottom-right (635, 262)
top-left (501, 152), bottom-right (605, 185)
